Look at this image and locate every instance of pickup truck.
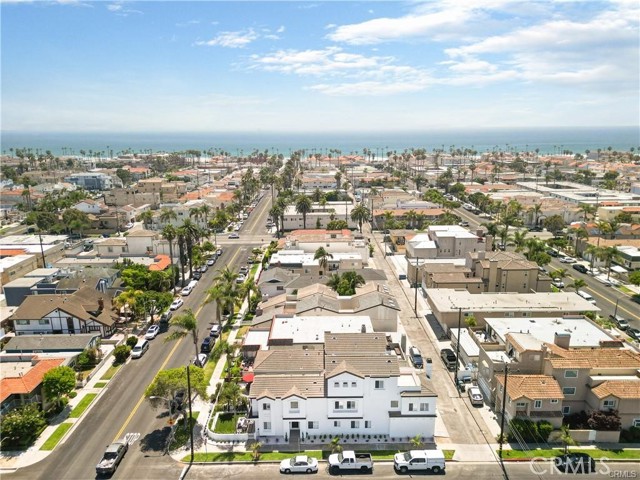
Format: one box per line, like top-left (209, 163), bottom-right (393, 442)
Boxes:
top-left (328, 450), bottom-right (373, 474)
top-left (96, 440), bottom-right (128, 476)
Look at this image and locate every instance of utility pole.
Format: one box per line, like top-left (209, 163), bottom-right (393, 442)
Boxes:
top-left (498, 364), bottom-right (509, 459)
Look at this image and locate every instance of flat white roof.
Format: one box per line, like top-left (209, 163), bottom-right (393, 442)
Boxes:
top-left (244, 330), bottom-right (270, 350)
top-left (0, 235), bottom-right (67, 245)
top-left (270, 315), bottom-right (373, 344)
top-left (485, 316), bottom-right (615, 348)
top-left (0, 254), bottom-right (35, 270)
top-left (450, 327), bottom-right (480, 357)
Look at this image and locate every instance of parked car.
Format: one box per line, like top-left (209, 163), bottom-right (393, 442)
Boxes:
top-left (328, 450), bottom-right (373, 474)
top-left (207, 258), bottom-right (215, 266)
top-left (458, 221), bottom-right (469, 227)
top-left (554, 453), bottom-right (596, 474)
top-left (201, 336), bottom-right (213, 353)
top-left (280, 455), bottom-right (319, 474)
top-left (393, 449), bottom-right (445, 474)
top-left (440, 348), bottom-right (457, 371)
top-left (609, 314), bottom-right (630, 330)
top-left (199, 264), bottom-right (208, 272)
top-left (192, 271), bottom-right (202, 280)
top-left (409, 346), bottom-right (424, 369)
top-left (96, 440), bottom-right (128, 476)
top-left (170, 298), bottom-right (184, 310)
top-left (468, 386), bottom-right (484, 406)
top-left (193, 353), bottom-right (208, 368)
top-left (572, 264), bottom-right (588, 274)
top-left (239, 265), bottom-right (249, 275)
top-left (552, 279), bottom-right (565, 289)
top-left (559, 256), bottom-right (577, 264)
top-left (228, 233), bottom-right (239, 239)
top-left (159, 310), bottom-right (173, 327)
top-left (216, 248), bottom-right (223, 256)
top-left (144, 325), bottom-right (160, 340)
top-left (236, 273), bottom-right (246, 284)
top-left (627, 328), bottom-right (640, 341)
top-left (131, 339), bottom-right (150, 359)
top-left (210, 324), bottom-right (221, 337)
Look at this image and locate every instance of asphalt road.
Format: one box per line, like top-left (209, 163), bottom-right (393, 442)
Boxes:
top-left (6, 194), bottom-right (272, 480)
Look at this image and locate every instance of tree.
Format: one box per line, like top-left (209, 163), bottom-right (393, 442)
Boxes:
top-left (116, 168), bottom-right (132, 186)
top-left (0, 404), bottom-right (46, 447)
top-left (138, 210), bottom-right (154, 229)
top-left (218, 381), bottom-right (247, 412)
top-left (294, 194), bottom-right (312, 229)
top-left (162, 225), bottom-right (177, 291)
top-left (251, 441), bottom-right (263, 462)
top-left (165, 309), bottom-right (199, 358)
top-left (560, 425), bottom-right (577, 455)
top-left (145, 366), bottom-right (207, 406)
top-left (600, 245), bottom-right (622, 280)
top-left (42, 366), bottom-right (76, 407)
top-left (350, 204), bottom-right (371, 233)
top-left (327, 219), bottom-right (348, 230)
top-left (543, 215), bottom-right (565, 235)
top-left (314, 247), bottom-right (333, 275)
top-left (328, 436), bottom-right (343, 454)
top-left (568, 278), bottom-right (587, 293)
top-left (410, 433), bottom-right (423, 448)
top-left (629, 270), bottom-right (640, 286)
top-left (113, 345), bottom-right (130, 364)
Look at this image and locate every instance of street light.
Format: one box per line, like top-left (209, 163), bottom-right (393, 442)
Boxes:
top-left (413, 257), bottom-right (423, 317)
top-left (498, 363), bottom-right (509, 460)
top-left (453, 307), bottom-right (465, 395)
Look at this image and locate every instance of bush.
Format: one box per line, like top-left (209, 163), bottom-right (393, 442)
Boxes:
top-left (126, 336), bottom-right (139, 348)
top-left (68, 391), bottom-right (78, 399)
top-left (536, 421), bottom-right (553, 442)
top-left (113, 345), bottom-right (130, 364)
top-left (75, 348), bottom-right (98, 369)
top-left (620, 426), bottom-right (640, 443)
top-left (508, 418), bottom-right (553, 443)
top-left (587, 410), bottom-right (621, 431)
top-left (1, 404), bottom-right (47, 448)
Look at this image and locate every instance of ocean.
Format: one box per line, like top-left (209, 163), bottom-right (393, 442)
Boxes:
top-left (1, 127), bottom-right (638, 157)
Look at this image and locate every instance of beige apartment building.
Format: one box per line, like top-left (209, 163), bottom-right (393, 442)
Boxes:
top-left (466, 251), bottom-right (551, 293)
top-left (495, 375), bottom-right (565, 428)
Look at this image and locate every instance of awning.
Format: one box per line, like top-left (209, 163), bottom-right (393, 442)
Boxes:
top-left (611, 265), bottom-right (627, 274)
top-left (242, 372), bottom-right (255, 383)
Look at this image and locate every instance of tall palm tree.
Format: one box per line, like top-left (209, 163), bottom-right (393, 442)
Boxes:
top-left (159, 207), bottom-right (178, 225)
top-left (162, 225), bottom-right (177, 291)
top-left (512, 230), bottom-right (528, 252)
top-left (350, 204), bottom-right (371, 233)
top-left (584, 244), bottom-right (601, 273)
top-left (568, 278), bottom-right (587, 293)
top-left (528, 203), bottom-right (543, 227)
top-left (601, 245), bottom-right (622, 280)
top-left (295, 194), bottom-right (312, 229)
top-left (165, 308), bottom-right (199, 358)
top-left (314, 247), bottom-right (333, 275)
top-left (138, 210), bottom-right (154, 230)
top-left (239, 278), bottom-right (259, 307)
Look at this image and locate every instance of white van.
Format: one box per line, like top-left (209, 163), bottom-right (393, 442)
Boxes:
top-left (577, 290), bottom-right (597, 305)
top-left (394, 449), bottom-right (446, 474)
top-left (131, 339), bottom-right (149, 359)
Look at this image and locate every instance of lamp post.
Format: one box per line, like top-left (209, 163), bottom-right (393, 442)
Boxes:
top-left (186, 365), bottom-right (195, 463)
top-left (453, 307), bottom-right (463, 395)
top-left (413, 257), bottom-right (422, 317)
top-left (613, 298), bottom-right (620, 317)
top-left (498, 363), bottom-right (509, 460)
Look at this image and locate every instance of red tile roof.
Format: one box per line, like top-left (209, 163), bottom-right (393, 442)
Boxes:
top-left (0, 249), bottom-right (28, 256)
top-left (149, 254), bottom-right (171, 271)
top-left (0, 358), bottom-right (65, 403)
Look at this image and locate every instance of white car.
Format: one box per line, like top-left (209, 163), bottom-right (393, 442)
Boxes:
top-left (207, 258), bottom-right (215, 266)
top-left (144, 325), bottom-right (160, 339)
top-left (559, 256), bottom-right (576, 264)
top-left (170, 298), bottom-right (184, 310)
top-left (279, 455), bottom-right (318, 474)
top-left (552, 280), bottom-right (565, 288)
top-left (124, 222), bottom-right (134, 229)
top-left (468, 386), bottom-right (484, 406)
top-left (236, 273), bottom-right (246, 284)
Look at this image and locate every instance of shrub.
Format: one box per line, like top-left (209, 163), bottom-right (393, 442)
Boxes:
top-left (0, 404), bottom-right (47, 448)
top-left (620, 426), bottom-right (640, 443)
top-left (508, 418), bottom-right (552, 443)
top-left (75, 348), bottom-right (98, 369)
top-left (126, 336), bottom-right (139, 348)
top-left (587, 410), bottom-right (621, 431)
top-left (536, 421), bottom-right (553, 441)
top-left (68, 391), bottom-right (78, 399)
top-left (113, 345), bottom-right (130, 364)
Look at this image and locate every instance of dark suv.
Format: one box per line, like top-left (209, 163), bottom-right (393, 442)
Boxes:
top-left (201, 337), bottom-right (213, 353)
top-left (440, 348), bottom-right (457, 371)
top-left (572, 264), bottom-right (588, 274)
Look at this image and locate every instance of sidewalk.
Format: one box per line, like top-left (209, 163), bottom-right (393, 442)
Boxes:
top-left (0, 335), bottom-right (127, 471)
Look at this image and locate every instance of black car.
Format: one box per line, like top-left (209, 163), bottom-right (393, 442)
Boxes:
top-left (440, 348), bottom-right (457, 371)
top-left (572, 264), bottom-right (588, 274)
top-left (627, 328), bottom-right (640, 341)
top-left (554, 453), bottom-right (596, 474)
top-left (201, 336), bottom-right (213, 353)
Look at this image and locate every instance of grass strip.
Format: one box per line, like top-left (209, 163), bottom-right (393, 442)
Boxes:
top-left (40, 423), bottom-right (72, 450)
top-left (185, 450), bottom-right (323, 463)
top-left (100, 363), bottom-right (122, 380)
top-left (93, 382), bottom-right (107, 388)
top-left (69, 393), bottom-right (97, 418)
top-left (500, 448), bottom-right (640, 460)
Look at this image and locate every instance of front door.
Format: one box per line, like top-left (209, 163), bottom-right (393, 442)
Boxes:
top-left (66, 317), bottom-right (75, 334)
top-left (291, 421), bottom-right (299, 430)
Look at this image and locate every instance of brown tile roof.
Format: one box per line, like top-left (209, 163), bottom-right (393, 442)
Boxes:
top-left (591, 380), bottom-right (640, 399)
top-left (325, 354), bottom-right (399, 378)
top-left (324, 333), bottom-right (388, 355)
top-left (0, 358), bottom-right (65, 403)
top-left (250, 375), bottom-right (325, 399)
top-left (149, 254), bottom-right (170, 271)
top-left (326, 360), bottom-right (364, 379)
top-left (253, 349), bottom-right (324, 374)
top-left (497, 374), bottom-right (563, 400)
top-left (546, 344), bottom-right (640, 369)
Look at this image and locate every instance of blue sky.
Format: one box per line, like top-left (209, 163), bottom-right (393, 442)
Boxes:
top-left (1, 0), bottom-right (638, 133)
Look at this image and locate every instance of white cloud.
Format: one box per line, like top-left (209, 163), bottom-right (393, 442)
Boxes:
top-left (276, 25), bottom-right (285, 33)
top-left (106, 2), bottom-right (142, 16)
top-left (195, 29), bottom-right (258, 48)
top-left (176, 19), bottom-right (200, 27)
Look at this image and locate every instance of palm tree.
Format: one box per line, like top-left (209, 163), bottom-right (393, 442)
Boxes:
top-left (328, 436), bottom-right (343, 454)
top-left (512, 230), bottom-right (528, 252)
top-left (295, 194), bottom-right (312, 229)
top-left (528, 203), bottom-right (543, 227)
top-left (113, 288), bottom-right (142, 322)
top-left (560, 424), bottom-right (577, 455)
top-left (568, 278), bottom-right (587, 292)
top-left (314, 247), bottom-right (333, 275)
top-left (350, 204), bottom-right (371, 233)
top-left (584, 244), bottom-right (601, 273)
top-left (162, 225), bottom-right (177, 291)
top-left (342, 271), bottom-right (365, 294)
top-left (165, 308), bottom-right (199, 358)
top-left (239, 278), bottom-right (259, 307)
top-left (325, 273), bottom-right (342, 292)
top-left (579, 204), bottom-right (596, 222)
top-left (250, 441), bottom-right (263, 462)
top-left (600, 245), bottom-right (622, 280)
top-left (138, 210), bottom-right (154, 230)
top-left (159, 207), bottom-right (177, 226)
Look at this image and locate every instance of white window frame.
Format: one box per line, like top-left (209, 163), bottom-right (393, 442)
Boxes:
top-left (564, 370), bottom-right (578, 378)
top-left (374, 380), bottom-right (384, 389)
top-left (333, 420), bottom-right (341, 427)
top-left (263, 422), bottom-right (271, 430)
top-left (262, 403), bottom-right (271, 411)
top-left (550, 399), bottom-right (559, 404)
top-left (307, 421), bottom-right (318, 429)
top-left (351, 382), bottom-right (357, 388)
top-left (603, 399), bottom-right (617, 409)
top-left (350, 420), bottom-right (359, 429)
top-left (365, 421), bottom-right (371, 429)
top-left (534, 400), bottom-right (542, 409)
top-left (420, 403), bottom-right (429, 412)
top-left (562, 406), bottom-right (571, 415)
top-left (390, 400), bottom-right (399, 408)
top-left (334, 382), bottom-right (339, 388)
top-left (290, 401), bottom-right (299, 411)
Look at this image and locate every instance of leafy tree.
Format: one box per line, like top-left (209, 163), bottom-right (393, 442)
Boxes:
top-left (113, 345), bottom-right (130, 364)
top-left (327, 219), bottom-right (348, 230)
top-left (75, 347), bottom-right (99, 369)
top-left (42, 366), bottom-right (76, 406)
top-left (629, 270), bottom-right (640, 286)
top-left (116, 168), bottom-right (133, 186)
top-left (126, 336), bottom-right (139, 348)
top-left (165, 309), bottom-right (199, 358)
top-left (145, 366), bottom-right (207, 404)
top-left (218, 381), bottom-right (247, 412)
top-left (543, 215), bottom-right (565, 234)
top-left (587, 409), bottom-right (621, 431)
top-left (0, 404), bottom-right (46, 447)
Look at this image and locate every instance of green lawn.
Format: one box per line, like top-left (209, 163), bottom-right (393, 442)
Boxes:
top-left (617, 285), bottom-right (635, 295)
top-left (500, 448), bottom-right (640, 460)
top-left (69, 393), bottom-right (97, 418)
top-left (186, 450), bottom-right (323, 463)
top-left (169, 413), bottom-right (199, 450)
top-left (212, 412), bottom-right (243, 433)
top-left (40, 423), bottom-right (73, 451)
top-left (100, 364), bottom-right (122, 380)
top-left (443, 450), bottom-right (455, 460)
top-left (93, 382), bottom-right (107, 388)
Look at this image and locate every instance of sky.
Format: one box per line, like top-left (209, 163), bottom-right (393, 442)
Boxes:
top-left (1, 0), bottom-right (639, 133)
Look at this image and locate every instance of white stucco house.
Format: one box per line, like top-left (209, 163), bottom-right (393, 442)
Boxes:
top-left (248, 332), bottom-right (437, 441)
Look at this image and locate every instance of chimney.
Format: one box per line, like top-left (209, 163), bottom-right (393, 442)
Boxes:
top-left (361, 324), bottom-right (366, 333)
top-left (98, 298), bottom-right (104, 311)
top-left (488, 259), bottom-right (498, 292)
top-left (554, 332), bottom-right (571, 349)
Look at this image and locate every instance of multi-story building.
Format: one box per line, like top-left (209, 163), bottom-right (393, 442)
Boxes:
top-left (466, 250), bottom-right (551, 293)
top-left (248, 332), bottom-right (437, 441)
top-left (64, 172), bottom-right (113, 191)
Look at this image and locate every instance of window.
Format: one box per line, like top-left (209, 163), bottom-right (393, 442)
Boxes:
top-left (374, 380), bottom-right (385, 389)
top-left (408, 403), bottom-right (415, 411)
top-left (633, 419), bottom-right (640, 428)
top-left (16, 320), bottom-right (29, 325)
top-left (603, 400), bottom-right (617, 409)
top-left (343, 382), bottom-right (348, 388)
top-left (390, 401), bottom-right (399, 408)
top-left (420, 403), bottom-right (429, 412)
top-left (346, 401), bottom-right (356, 410)
top-left (516, 402), bottom-right (527, 408)
top-left (563, 387), bottom-right (576, 395)
top-left (307, 421), bottom-right (318, 429)
top-left (551, 399), bottom-right (559, 404)
top-left (39, 319), bottom-right (50, 325)
top-left (365, 421), bottom-right (371, 429)
top-left (263, 422), bottom-right (271, 430)
top-left (351, 421), bottom-right (359, 429)
top-left (290, 401), bottom-right (299, 410)
top-left (334, 382), bottom-right (339, 388)
top-left (534, 400), bottom-right (542, 409)
top-left (564, 370), bottom-right (578, 378)
top-left (108, 247), bottom-right (114, 253)
top-left (333, 421), bottom-right (341, 427)
top-left (562, 406), bottom-right (571, 415)
top-left (262, 403), bottom-right (271, 411)
top-left (334, 401), bottom-right (342, 410)
top-left (351, 382), bottom-right (357, 388)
